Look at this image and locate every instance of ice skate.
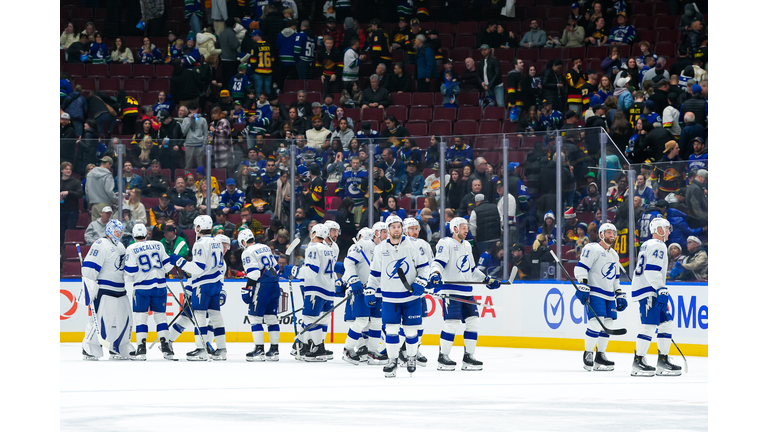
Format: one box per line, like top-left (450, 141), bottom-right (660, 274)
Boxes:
top-left (186, 348), bottom-right (209, 361)
top-left (383, 358), bottom-right (398, 378)
top-left (303, 342), bottom-right (327, 362)
top-left (265, 346), bottom-right (279, 361)
top-left (211, 348), bottom-right (227, 361)
top-left (437, 351), bottom-right (456, 371)
top-left (461, 351), bottom-right (483, 371)
top-left (109, 349), bottom-right (129, 360)
top-left (318, 343), bottom-right (333, 361)
top-left (415, 347), bottom-right (428, 367)
top-left (593, 351), bottom-right (614, 371)
top-left (407, 356), bottom-right (416, 376)
top-left (159, 338), bottom-right (175, 361)
top-left (246, 345), bottom-right (266, 362)
top-left (583, 351), bottom-right (594, 371)
top-left (82, 349), bottom-right (98, 361)
top-left (656, 354), bottom-right (682, 376)
top-left (356, 345), bottom-right (369, 360)
top-left (368, 349), bottom-right (388, 365)
top-left (130, 339), bottom-right (147, 361)
top-left (398, 343), bottom-right (408, 365)
top-left (631, 353), bottom-right (656, 377)
top-left (343, 347), bottom-right (363, 365)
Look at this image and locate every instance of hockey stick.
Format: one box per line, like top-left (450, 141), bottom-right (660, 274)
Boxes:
top-left (441, 280), bottom-right (512, 285)
top-left (352, 238), bottom-right (371, 266)
top-left (549, 250), bottom-right (627, 336)
top-left (148, 300), bottom-right (186, 351)
top-left (76, 244), bottom-right (101, 345)
top-left (295, 294), bottom-right (353, 338)
top-left (174, 267), bottom-right (216, 361)
top-left (285, 237), bottom-right (302, 341)
top-left (615, 261), bottom-right (688, 373)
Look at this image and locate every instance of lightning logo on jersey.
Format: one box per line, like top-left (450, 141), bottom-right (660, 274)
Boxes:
top-left (387, 257), bottom-right (410, 279)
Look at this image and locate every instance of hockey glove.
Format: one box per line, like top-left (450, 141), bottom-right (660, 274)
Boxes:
top-left (364, 288), bottom-right (377, 307)
top-left (241, 286), bottom-right (253, 304)
top-left (429, 272), bottom-right (443, 289)
top-left (654, 288), bottom-right (669, 310)
top-left (575, 283), bottom-right (591, 305)
top-left (283, 264), bottom-right (300, 279)
top-left (219, 290), bottom-right (227, 306)
top-left (335, 279), bottom-right (346, 297)
top-left (172, 255), bottom-right (187, 268)
top-left (615, 290), bottom-right (627, 312)
top-left (411, 277), bottom-right (428, 297)
top-left (485, 276), bottom-right (501, 290)
top-left (348, 277), bottom-right (364, 296)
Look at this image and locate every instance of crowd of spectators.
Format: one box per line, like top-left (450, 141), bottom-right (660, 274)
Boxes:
top-left (61, 0), bottom-right (708, 282)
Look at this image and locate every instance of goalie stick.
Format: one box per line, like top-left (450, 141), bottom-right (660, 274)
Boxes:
top-left (614, 257), bottom-right (688, 373)
top-left (549, 250), bottom-right (627, 336)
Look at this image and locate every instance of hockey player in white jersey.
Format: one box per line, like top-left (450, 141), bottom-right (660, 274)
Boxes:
top-left (401, 217), bottom-right (432, 367)
top-left (239, 229), bottom-right (283, 362)
top-left (373, 221), bottom-right (388, 243)
top-left (429, 217), bottom-right (501, 371)
top-left (573, 223), bottom-right (627, 371)
top-left (80, 220), bottom-right (134, 360)
top-left (124, 224), bottom-right (176, 360)
top-left (630, 218), bottom-right (682, 376)
top-left (294, 224), bottom-right (338, 361)
top-left (170, 215), bottom-right (228, 361)
top-left (367, 215), bottom-right (431, 377)
top-left (341, 228), bottom-right (383, 364)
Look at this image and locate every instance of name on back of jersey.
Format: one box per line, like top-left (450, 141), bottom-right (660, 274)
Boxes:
top-left (131, 243), bottom-right (163, 253)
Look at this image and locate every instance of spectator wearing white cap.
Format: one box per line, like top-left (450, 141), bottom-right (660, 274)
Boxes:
top-left (85, 206), bottom-right (114, 245)
top-left (685, 168), bottom-right (707, 225)
top-left (667, 243), bottom-right (685, 277)
top-left (681, 236), bottom-right (707, 280)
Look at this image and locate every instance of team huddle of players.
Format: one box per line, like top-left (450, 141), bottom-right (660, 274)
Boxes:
top-left (79, 211), bottom-right (682, 377)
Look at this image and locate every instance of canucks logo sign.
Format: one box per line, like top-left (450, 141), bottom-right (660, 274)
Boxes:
top-left (601, 262), bottom-right (618, 280)
top-left (386, 257), bottom-right (410, 280)
top-left (455, 255), bottom-right (471, 273)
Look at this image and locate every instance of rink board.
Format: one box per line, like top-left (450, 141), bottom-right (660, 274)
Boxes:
top-left (59, 280), bottom-right (708, 356)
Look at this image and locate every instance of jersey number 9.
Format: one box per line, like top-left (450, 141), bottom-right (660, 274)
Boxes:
top-left (138, 252), bottom-right (162, 272)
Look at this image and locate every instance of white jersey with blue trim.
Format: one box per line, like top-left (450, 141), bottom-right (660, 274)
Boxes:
top-left (241, 243), bottom-right (279, 281)
top-left (367, 236), bottom-right (430, 304)
top-left (300, 241), bottom-right (337, 300)
top-left (124, 240), bottom-right (174, 290)
top-left (81, 238), bottom-right (127, 292)
top-left (630, 238), bottom-right (668, 302)
top-left (179, 235), bottom-right (224, 288)
top-left (408, 237), bottom-right (434, 262)
top-left (326, 239), bottom-right (340, 261)
top-left (343, 239), bottom-right (375, 287)
top-left (430, 237), bottom-right (486, 296)
top-left (573, 242), bottom-right (621, 301)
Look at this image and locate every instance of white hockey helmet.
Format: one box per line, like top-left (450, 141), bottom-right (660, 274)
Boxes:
top-left (216, 234), bottom-right (231, 247)
top-left (373, 222), bottom-right (387, 233)
top-left (356, 227), bottom-right (375, 241)
top-left (237, 229), bottom-right (254, 247)
top-left (105, 219), bottom-right (124, 245)
top-left (649, 217), bottom-right (671, 239)
top-left (449, 217), bottom-right (468, 234)
top-left (194, 215), bottom-right (213, 231)
top-left (132, 223), bottom-right (148, 239)
top-left (324, 220), bottom-right (341, 235)
top-left (311, 223), bottom-right (329, 239)
top-left (403, 217), bottom-right (419, 231)
top-left (598, 222), bottom-right (617, 240)
top-left (385, 215), bottom-right (403, 228)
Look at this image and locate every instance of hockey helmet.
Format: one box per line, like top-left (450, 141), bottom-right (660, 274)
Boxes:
top-left (237, 229), bottom-right (254, 247)
top-left (403, 217), bottom-right (420, 231)
top-left (649, 217), bottom-right (671, 239)
top-left (598, 222), bottom-right (617, 240)
top-left (105, 219), bottom-right (124, 245)
top-left (311, 223), bottom-right (329, 239)
top-left (132, 223), bottom-right (148, 239)
top-left (356, 227), bottom-right (375, 242)
top-left (385, 215), bottom-right (403, 228)
top-left (194, 215), bottom-right (213, 231)
top-left (449, 217), bottom-right (468, 234)
top-left (324, 220), bottom-right (341, 235)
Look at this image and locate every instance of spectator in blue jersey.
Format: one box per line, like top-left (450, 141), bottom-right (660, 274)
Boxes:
top-left (397, 137), bottom-right (421, 165)
top-left (687, 137), bottom-right (707, 174)
top-left (219, 177), bottom-right (246, 214)
top-left (608, 12), bottom-right (635, 46)
top-left (666, 204), bottom-right (705, 249)
top-left (152, 92), bottom-right (174, 116)
top-left (168, 38), bottom-right (185, 63)
top-left (447, 135), bottom-right (473, 169)
top-left (631, 172), bottom-right (653, 204)
top-left (378, 147), bottom-right (406, 186)
top-left (87, 33), bottom-right (108, 64)
top-left (138, 37), bottom-right (163, 64)
top-left (354, 121), bottom-right (380, 146)
top-left (477, 241), bottom-right (505, 279)
top-left (182, 37), bottom-right (201, 67)
top-left (381, 196), bottom-right (407, 221)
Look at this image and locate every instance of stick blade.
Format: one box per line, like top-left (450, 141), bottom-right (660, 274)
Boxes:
top-left (508, 266), bottom-right (518, 282)
top-left (605, 328), bottom-right (627, 336)
top-left (286, 238), bottom-right (301, 256)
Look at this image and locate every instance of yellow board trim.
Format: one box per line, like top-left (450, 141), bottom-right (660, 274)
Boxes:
top-left (61, 332), bottom-right (708, 357)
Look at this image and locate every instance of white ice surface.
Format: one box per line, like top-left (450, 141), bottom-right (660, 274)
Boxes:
top-left (60, 343), bottom-right (707, 431)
